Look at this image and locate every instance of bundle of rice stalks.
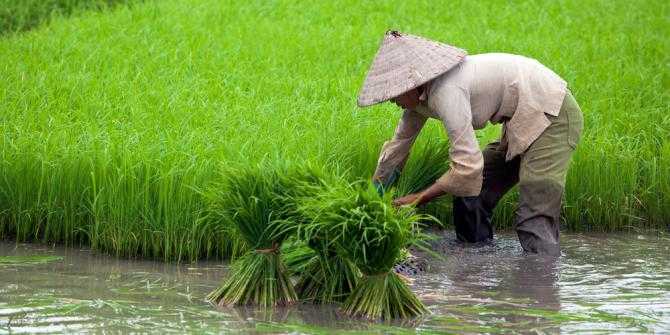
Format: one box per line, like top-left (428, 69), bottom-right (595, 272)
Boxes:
top-left (205, 167), bottom-right (298, 307)
top-left (292, 237), bottom-right (361, 303)
top-left (276, 167), bottom-right (362, 303)
top-left (300, 181), bottom-right (430, 319)
top-left (281, 238), bottom-right (317, 277)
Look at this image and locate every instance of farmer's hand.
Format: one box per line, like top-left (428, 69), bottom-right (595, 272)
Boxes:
top-left (392, 192), bottom-right (423, 207)
top-left (393, 182), bottom-right (447, 207)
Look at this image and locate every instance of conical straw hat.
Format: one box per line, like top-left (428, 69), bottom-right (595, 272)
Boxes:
top-left (357, 31), bottom-right (467, 107)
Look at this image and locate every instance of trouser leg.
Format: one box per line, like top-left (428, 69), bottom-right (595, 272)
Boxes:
top-left (516, 178), bottom-right (563, 256)
top-left (516, 92), bottom-right (583, 256)
top-left (454, 142), bottom-right (520, 242)
top-left (453, 196), bottom-right (493, 242)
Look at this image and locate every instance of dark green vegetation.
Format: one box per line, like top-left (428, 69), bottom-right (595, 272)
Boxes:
top-left (0, 0), bottom-right (134, 35)
top-left (0, 0), bottom-right (668, 263)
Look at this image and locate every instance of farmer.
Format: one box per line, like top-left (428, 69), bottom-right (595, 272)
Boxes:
top-left (358, 31), bottom-right (583, 256)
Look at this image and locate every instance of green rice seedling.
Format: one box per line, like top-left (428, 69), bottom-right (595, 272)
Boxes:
top-left (395, 140), bottom-right (452, 228)
top-left (205, 166), bottom-right (298, 307)
top-left (281, 238), bottom-right (316, 277)
top-left (292, 236), bottom-right (361, 304)
top-left (300, 181), bottom-right (429, 319)
top-left (207, 250), bottom-right (295, 307)
top-left (272, 164), bottom-right (362, 303)
top-left (395, 140), bottom-right (451, 196)
top-left (0, 255), bottom-right (63, 265)
top-left (206, 163), bottom-right (339, 306)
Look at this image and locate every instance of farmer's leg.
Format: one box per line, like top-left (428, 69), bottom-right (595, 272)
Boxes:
top-left (516, 91), bottom-right (583, 256)
top-left (454, 141), bottom-right (520, 242)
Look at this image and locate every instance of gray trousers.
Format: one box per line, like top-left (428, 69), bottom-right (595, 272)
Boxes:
top-left (454, 92), bottom-right (583, 256)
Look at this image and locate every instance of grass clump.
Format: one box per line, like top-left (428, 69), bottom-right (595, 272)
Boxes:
top-left (205, 166), bottom-right (297, 307)
top-left (300, 182), bottom-right (429, 320)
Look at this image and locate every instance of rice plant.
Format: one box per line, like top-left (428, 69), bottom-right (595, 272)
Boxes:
top-left (264, 165), bottom-right (363, 304)
top-left (281, 238), bottom-right (316, 276)
top-left (395, 140), bottom-right (451, 196)
top-left (205, 166), bottom-right (298, 307)
top-left (291, 236), bottom-right (361, 304)
top-left (0, 0), bottom-right (668, 262)
top-left (299, 181), bottom-right (430, 319)
top-left (394, 140), bottom-right (452, 228)
top-left (206, 163), bottom-right (343, 307)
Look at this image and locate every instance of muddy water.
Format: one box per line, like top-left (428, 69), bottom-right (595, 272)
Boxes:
top-left (1, 232), bottom-right (669, 334)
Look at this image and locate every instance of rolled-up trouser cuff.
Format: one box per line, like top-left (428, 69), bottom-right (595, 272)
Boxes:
top-left (517, 230), bottom-right (561, 256)
top-left (515, 177), bottom-right (564, 256)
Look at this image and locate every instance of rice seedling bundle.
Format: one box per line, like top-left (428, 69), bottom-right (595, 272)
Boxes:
top-left (206, 163), bottom-right (346, 307)
top-left (281, 238), bottom-right (317, 277)
top-left (292, 236), bottom-right (361, 304)
top-left (206, 167), bottom-right (298, 307)
top-left (264, 166), bottom-right (362, 304)
top-left (300, 182), bottom-right (429, 319)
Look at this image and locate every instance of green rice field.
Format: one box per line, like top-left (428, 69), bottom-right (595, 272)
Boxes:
top-left (0, 0), bottom-right (668, 261)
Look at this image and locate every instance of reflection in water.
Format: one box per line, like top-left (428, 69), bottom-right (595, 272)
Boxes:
top-left (415, 235), bottom-right (562, 333)
top-left (503, 252), bottom-right (561, 311)
top-left (506, 254), bottom-right (561, 333)
top-left (1, 232), bottom-right (669, 334)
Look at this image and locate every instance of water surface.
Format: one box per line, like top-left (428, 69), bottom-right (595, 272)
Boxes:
top-left (1, 232), bottom-right (668, 334)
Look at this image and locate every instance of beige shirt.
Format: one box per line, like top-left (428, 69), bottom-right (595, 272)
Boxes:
top-left (373, 53), bottom-right (567, 196)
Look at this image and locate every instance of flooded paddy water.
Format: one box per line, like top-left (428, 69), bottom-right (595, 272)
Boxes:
top-left (1, 232), bottom-right (669, 334)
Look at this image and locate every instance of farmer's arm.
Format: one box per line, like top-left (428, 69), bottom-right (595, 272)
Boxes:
top-left (395, 86), bottom-right (483, 206)
top-left (373, 109), bottom-right (427, 190)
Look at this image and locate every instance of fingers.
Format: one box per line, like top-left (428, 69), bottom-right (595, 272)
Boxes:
top-left (392, 195), bottom-right (418, 207)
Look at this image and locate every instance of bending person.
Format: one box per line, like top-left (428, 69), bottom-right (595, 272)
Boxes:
top-left (358, 31), bottom-right (583, 256)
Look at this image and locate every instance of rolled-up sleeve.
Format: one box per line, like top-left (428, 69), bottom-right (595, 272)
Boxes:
top-left (429, 85), bottom-right (483, 197)
top-left (373, 109), bottom-right (427, 183)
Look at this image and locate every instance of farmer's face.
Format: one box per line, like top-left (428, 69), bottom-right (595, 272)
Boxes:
top-left (390, 88), bottom-right (420, 110)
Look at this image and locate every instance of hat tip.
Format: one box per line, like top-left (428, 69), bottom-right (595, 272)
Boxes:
top-left (385, 30), bottom-right (402, 38)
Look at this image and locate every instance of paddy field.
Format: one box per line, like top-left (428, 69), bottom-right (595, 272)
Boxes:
top-left (0, 0), bottom-right (668, 261)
